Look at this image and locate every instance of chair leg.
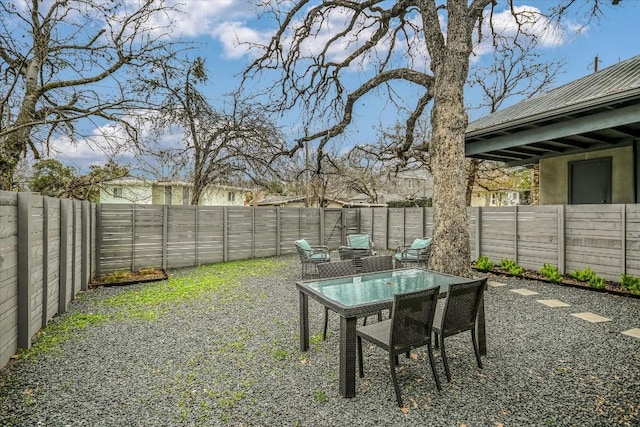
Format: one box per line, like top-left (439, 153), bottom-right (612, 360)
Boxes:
top-left (471, 329), bottom-right (483, 369)
top-left (389, 353), bottom-right (403, 407)
top-left (357, 337), bottom-right (364, 378)
top-left (426, 342), bottom-right (441, 391)
top-left (440, 335), bottom-right (452, 382)
top-left (322, 307), bottom-right (329, 340)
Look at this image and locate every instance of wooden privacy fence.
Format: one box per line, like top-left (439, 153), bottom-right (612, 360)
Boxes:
top-left (3, 197), bottom-right (640, 372)
top-left (97, 203), bottom-right (640, 281)
top-left (0, 191), bottom-right (96, 371)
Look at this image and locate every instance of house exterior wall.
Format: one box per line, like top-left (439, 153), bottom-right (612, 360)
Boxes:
top-left (200, 187), bottom-right (246, 206)
top-left (99, 184), bottom-right (152, 204)
top-left (539, 146), bottom-right (635, 205)
top-left (101, 182), bottom-right (248, 206)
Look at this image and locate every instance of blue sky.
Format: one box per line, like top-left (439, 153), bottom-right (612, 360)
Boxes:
top-left (55, 0), bottom-right (640, 171)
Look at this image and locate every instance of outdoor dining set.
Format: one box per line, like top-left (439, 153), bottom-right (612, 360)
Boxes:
top-left (294, 235), bottom-right (487, 407)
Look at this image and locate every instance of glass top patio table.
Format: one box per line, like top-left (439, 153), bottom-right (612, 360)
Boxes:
top-left (296, 267), bottom-right (482, 399)
top-left (303, 268), bottom-right (468, 310)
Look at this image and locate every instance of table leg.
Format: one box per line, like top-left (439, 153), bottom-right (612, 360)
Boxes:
top-left (477, 291), bottom-right (487, 356)
top-left (339, 316), bottom-right (358, 398)
top-left (299, 291), bottom-right (309, 352)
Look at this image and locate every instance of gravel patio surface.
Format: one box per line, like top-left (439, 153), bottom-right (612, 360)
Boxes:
top-left (1, 255), bottom-right (639, 426)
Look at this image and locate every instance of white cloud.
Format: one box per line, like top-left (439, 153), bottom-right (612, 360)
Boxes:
top-left (472, 5), bottom-right (568, 60)
top-left (211, 21), bottom-right (270, 59)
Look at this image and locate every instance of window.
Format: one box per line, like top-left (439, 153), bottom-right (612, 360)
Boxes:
top-left (113, 187), bottom-right (123, 198)
top-left (228, 192), bottom-right (236, 202)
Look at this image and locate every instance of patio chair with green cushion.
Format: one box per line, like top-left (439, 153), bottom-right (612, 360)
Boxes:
top-left (394, 237), bottom-right (432, 268)
top-left (339, 234), bottom-right (376, 272)
top-left (346, 234), bottom-right (376, 255)
top-left (295, 239), bottom-right (331, 279)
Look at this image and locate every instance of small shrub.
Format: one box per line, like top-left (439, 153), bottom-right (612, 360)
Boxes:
top-left (621, 274), bottom-right (640, 295)
top-left (540, 264), bottom-right (563, 283)
top-left (571, 267), bottom-right (606, 289)
top-left (588, 275), bottom-right (606, 289)
top-left (475, 256), bottom-right (494, 271)
top-left (499, 259), bottom-right (515, 270)
top-left (500, 259), bottom-right (524, 276)
top-left (570, 266), bottom-right (597, 282)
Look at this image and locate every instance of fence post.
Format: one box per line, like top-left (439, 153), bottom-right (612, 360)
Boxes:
top-left (95, 204), bottom-right (101, 276)
top-left (622, 204), bottom-right (627, 276)
top-left (41, 197), bottom-right (50, 329)
top-left (195, 206), bottom-right (199, 266)
top-left (251, 207), bottom-right (255, 259)
top-left (475, 207), bottom-right (481, 260)
top-left (341, 208), bottom-right (345, 242)
top-left (59, 199), bottom-right (70, 314)
top-left (558, 205), bottom-right (566, 275)
top-left (320, 208), bottom-right (325, 246)
top-left (384, 207), bottom-right (389, 250)
top-left (276, 207), bottom-right (281, 256)
top-left (71, 200), bottom-right (77, 298)
top-left (223, 207), bottom-right (228, 262)
top-left (81, 201), bottom-right (89, 291)
top-left (131, 205), bottom-right (136, 271)
top-left (17, 193), bottom-right (32, 350)
top-left (514, 205), bottom-right (519, 264)
top-left (162, 205), bottom-right (168, 271)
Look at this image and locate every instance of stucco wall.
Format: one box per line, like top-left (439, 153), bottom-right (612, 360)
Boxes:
top-left (200, 187), bottom-right (246, 206)
top-left (99, 184), bottom-right (152, 204)
top-left (539, 146), bottom-right (635, 205)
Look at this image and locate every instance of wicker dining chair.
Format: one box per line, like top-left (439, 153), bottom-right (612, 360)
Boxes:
top-left (317, 260), bottom-right (357, 340)
top-left (356, 287), bottom-right (441, 407)
top-left (433, 278), bottom-right (487, 382)
top-left (361, 255), bottom-right (394, 273)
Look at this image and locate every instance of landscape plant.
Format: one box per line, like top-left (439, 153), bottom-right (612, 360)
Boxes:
top-left (570, 267), bottom-right (606, 289)
top-left (620, 274), bottom-right (640, 295)
top-left (474, 256), bottom-right (494, 271)
top-left (539, 264), bottom-right (563, 283)
top-left (499, 259), bottom-right (524, 276)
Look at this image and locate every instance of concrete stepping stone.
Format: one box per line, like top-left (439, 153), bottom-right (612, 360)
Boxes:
top-left (488, 281), bottom-right (507, 288)
top-left (621, 328), bottom-right (640, 339)
top-left (510, 288), bottom-right (539, 296)
top-left (571, 312), bottom-right (611, 323)
top-left (537, 299), bottom-right (571, 308)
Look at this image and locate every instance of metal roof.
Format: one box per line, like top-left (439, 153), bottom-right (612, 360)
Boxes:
top-left (465, 54), bottom-right (640, 166)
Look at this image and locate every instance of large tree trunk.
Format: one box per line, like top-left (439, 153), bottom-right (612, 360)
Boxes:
top-left (427, 7), bottom-right (473, 278)
top-left (0, 132), bottom-right (23, 190)
top-left (0, 98), bottom-right (38, 190)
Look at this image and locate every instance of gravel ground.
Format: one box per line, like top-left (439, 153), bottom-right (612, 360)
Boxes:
top-left (1, 255), bottom-right (639, 427)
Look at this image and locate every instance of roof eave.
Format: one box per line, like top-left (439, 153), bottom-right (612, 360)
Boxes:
top-left (466, 87), bottom-right (640, 138)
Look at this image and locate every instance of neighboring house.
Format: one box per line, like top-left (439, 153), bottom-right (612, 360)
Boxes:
top-left (100, 179), bottom-right (250, 206)
top-left (465, 54), bottom-right (640, 205)
top-left (469, 167), bottom-right (531, 207)
top-left (470, 189), bottom-right (531, 207)
top-left (344, 168), bottom-right (433, 205)
top-left (382, 168), bottom-right (433, 204)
